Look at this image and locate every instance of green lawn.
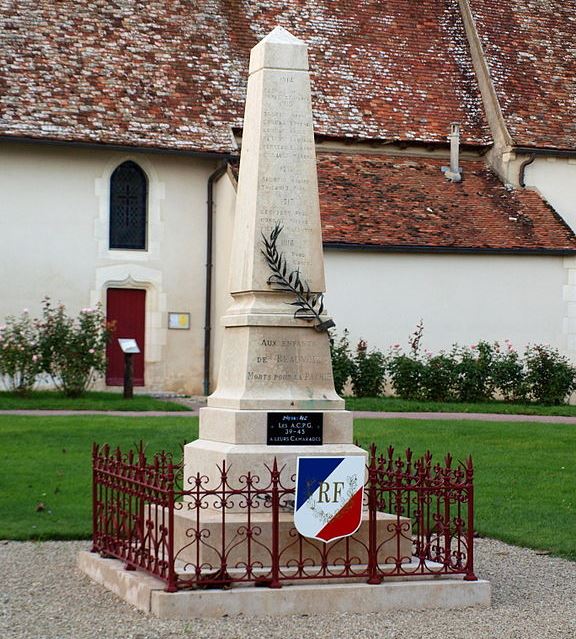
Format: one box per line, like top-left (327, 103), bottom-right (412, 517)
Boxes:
top-left (346, 395), bottom-right (576, 417)
top-left (357, 419), bottom-right (576, 560)
top-left (0, 416), bottom-right (197, 540)
top-left (0, 415), bottom-right (574, 560)
top-left (0, 390), bottom-right (191, 411)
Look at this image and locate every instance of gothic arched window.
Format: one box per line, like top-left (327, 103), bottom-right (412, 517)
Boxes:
top-left (109, 161), bottom-right (148, 250)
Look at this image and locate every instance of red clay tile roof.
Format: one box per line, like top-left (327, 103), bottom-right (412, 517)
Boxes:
top-left (469, 0), bottom-right (576, 150)
top-left (0, 0), bottom-right (490, 152)
top-left (317, 153), bottom-right (576, 252)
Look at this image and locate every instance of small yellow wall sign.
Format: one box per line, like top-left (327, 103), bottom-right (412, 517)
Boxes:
top-left (168, 312), bottom-right (190, 330)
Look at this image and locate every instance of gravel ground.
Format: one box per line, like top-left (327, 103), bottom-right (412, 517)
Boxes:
top-left (1, 538), bottom-right (575, 639)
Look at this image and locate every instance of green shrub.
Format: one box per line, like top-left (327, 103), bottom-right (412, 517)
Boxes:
top-left (524, 344), bottom-right (576, 405)
top-left (421, 351), bottom-right (459, 401)
top-left (350, 339), bottom-right (386, 397)
top-left (454, 341), bottom-right (496, 402)
top-left (329, 329), bottom-right (354, 395)
top-left (493, 341), bottom-right (527, 402)
top-left (39, 299), bottom-right (111, 398)
top-left (0, 310), bottom-right (42, 393)
top-left (387, 321), bottom-right (424, 400)
top-left (331, 321), bottom-right (576, 406)
top-left (387, 349), bottom-right (424, 400)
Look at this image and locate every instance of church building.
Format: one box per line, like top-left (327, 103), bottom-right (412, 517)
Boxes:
top-left (1, 1), bottom-right (576, 395)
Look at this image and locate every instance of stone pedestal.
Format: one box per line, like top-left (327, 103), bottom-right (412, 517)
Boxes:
top-left (184, 407), bottom-right (358, 494)
top-left (196, 407), bottom-right (353, 444)
top-left (207, 320), bottom-right (344, 410)
top-left (78, 551), bottom-right (492, 618)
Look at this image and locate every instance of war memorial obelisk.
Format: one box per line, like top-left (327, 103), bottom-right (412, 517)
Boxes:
top-left (79, 27), bottom-right (490, 616)
top-left (184, 27), bottom-right (363, 481)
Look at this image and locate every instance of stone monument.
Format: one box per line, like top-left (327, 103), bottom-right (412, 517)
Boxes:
top-left (184, 26), bottom-right (363, 484)
top-left (79, 28), bottom-right (490, 616)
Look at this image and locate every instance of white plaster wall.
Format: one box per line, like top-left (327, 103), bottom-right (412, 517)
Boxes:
top-left (211, 182), bottom-right (574, 392)
top-left (0, 143), bottom-right (218, 394)
top-left (0, 144), bottom-right (98, 313)
top-left (3, 143), bottom-right (572, 396)
top-left (323, 250), bottom-right (568, 357)
top-left (523, 157), bottom-right (576, 233)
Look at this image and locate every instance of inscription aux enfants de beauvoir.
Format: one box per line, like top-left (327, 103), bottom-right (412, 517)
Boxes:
top-left (246, 337), bottom-right (332, 384)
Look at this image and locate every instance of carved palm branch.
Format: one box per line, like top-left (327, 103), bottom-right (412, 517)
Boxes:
top-left (261, 224), bottom-right (335, 332)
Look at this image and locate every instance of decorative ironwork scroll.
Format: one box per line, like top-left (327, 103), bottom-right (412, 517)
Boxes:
top-left (92, 442), bottom-right (476, 592)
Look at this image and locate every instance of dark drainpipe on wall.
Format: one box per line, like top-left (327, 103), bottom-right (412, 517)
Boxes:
top-left (203, 160), bottom-right (231, 397)
top-left (518, 153), bottom-right (536, 188)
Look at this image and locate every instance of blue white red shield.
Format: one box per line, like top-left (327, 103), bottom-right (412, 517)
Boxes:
top-left (294, 456), bottom-right (365, 543)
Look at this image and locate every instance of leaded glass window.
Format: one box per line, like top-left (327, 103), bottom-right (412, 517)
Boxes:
top-left (109, 161), bottom-right (148, 250)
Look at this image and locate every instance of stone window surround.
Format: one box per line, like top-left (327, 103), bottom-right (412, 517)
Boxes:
top-left (94, 154), bottom-right (165, 261)
top-left (92, 156), bottom-right (168, 377)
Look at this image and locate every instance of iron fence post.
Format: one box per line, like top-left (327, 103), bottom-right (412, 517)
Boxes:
top-left (165, 461), bottom-right (178, 592)
top-left (220, 461), bottom-right (228, 583)
top-left (91, 443), bottom-right (99, 553)
top-left (443, 456), bottom-right (452, 572)
top-left (367, 446), bottom-right (381, 584)
top-left (269, 458), bottom-right (282, 589)
top-left (463, 456), bottom-right (477, 581)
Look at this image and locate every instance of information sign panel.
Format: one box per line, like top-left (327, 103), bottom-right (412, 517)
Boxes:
top-left (266, 413), bottom-right (323, 445)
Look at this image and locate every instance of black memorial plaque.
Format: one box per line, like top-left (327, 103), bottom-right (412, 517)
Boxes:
top-left (266, 413), bottom-right (323, 446)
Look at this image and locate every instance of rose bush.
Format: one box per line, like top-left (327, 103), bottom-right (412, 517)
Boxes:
top-left (329, 324), bottom-right (576, 405)
top-left (350, 339), bottom-right (386, 397)
top-left (39, 298), bottom-right (112, 397)
top-left (329, 329), bottom-right (355, 395)
top-left (524, 343), bottom-right (576, 405)
top-left (0, 310), bottom-right (42, 393)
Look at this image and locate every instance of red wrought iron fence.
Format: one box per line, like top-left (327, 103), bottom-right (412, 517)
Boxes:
top-left (92, 443), bottom-right (477, 592)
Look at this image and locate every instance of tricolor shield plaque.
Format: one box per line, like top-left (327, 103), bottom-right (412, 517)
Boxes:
top-left (294, 456), bottom-right (365, 543)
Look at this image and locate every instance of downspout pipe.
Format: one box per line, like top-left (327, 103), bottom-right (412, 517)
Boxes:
top-left (203, 161), bottom-right (231, 397)
top-left (519, 153), bottom-right (536, 188)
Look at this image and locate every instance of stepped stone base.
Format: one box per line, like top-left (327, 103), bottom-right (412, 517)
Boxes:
top-left (78, 551), bottom-right (491, 618)
top-left (170, 509), bottom-right (412, 568)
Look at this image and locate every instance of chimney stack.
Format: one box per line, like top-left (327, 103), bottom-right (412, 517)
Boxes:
top-left (442, 123), bottom-right (462, 183)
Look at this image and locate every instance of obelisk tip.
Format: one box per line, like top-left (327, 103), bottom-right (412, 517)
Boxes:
top-left (249, 26), bottom-right (308, 74)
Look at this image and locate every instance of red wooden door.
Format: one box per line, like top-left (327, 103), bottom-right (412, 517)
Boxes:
top-left (106, 288), bottom-right (146, 386)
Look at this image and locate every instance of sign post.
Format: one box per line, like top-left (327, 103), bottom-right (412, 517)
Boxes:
top-left (118, 338), bottom-right (140, 399)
